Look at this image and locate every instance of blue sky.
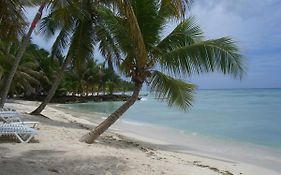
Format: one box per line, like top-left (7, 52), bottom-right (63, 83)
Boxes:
top-left (25, 0), bottom-right (281, 89)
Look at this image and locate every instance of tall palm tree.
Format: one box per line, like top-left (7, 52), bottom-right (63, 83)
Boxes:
top-left (0, 1), bottom-right (47, 108)
top-left (31, 0), bottom-right (98, 114)
top-left (80, 0), bottom-right (244, 143)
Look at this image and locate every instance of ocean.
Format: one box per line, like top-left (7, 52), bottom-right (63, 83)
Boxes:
top-left (62, 88), bottom-right (281, 149)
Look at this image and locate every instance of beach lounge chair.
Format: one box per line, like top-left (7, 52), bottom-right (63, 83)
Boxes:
top-left (0, 123), bottom-right (37, 143)
top-left (0, 107), bottom-right (16, 112)
top-left (0, 109), bottom-right (39, 128)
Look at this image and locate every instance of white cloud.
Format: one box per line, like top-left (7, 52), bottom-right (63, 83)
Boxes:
top-left (182, 0), bottom-right (281, 88)
top-left (191, 0), bottom-right (281, 52)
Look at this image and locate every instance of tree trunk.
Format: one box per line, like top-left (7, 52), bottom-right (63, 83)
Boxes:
top-left (80, 82), bottom-right (142, 143)
top-left (30, 54), bottom-right (72, 115)
top-left (0, 3), bottom-right (46, 108)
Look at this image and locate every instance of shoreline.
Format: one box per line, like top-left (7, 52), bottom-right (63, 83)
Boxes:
top-left (14, 93), bottom-right (140, 104)
top-left (56, 103), bottom-right (281, 173)
top-left (1, 100), bottom-right (280, 175)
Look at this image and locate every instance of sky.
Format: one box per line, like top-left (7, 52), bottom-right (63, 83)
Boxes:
top-left (25, 0), bottom-right (281, 89)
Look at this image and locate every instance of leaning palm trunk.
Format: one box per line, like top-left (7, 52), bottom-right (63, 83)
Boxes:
top-left (0, 3), bottom-right (46, 108)
top-left (80, 82), bottom-right (142, 143)
top-left (30, 55), bottom-right (72, 115)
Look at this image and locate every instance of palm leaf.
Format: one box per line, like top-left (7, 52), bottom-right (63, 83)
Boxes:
top-left (131, 0), bottom-right (163, 48)
top-left (159, 0), bottom-right (192, 19)
top-left (68, 15), bottom-right (95, 72)
top-left (156, 17), bottom-right (203, 53)
top-left (95, 20), bottom-right (121, 69)
top-left (149, 71), bottom-right (196, 111)
top-left (159, 37), bottom-right (244, 78)
top-left (50, 24), bottom-right (74, 58)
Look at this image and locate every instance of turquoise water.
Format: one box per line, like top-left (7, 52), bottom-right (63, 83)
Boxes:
top-left (63, 89), bottom-right (281, 149)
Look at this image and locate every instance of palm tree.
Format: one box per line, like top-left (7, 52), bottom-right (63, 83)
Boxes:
top-left (80, 0), bottom-right (244, 143)
top-left (31, 0), bottom-right (124, 114)
top-left (31, 0), bottom-right (98, 114)
top-left (0, 1), bottom-right (47, 108)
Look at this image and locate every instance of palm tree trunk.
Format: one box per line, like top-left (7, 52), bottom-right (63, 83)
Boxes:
top-left (0, 3), bottom-right (46, 108)
top-left (80, 82), bottom-right (142, 143)
top-left (30, 54), bottom-right (72, 115)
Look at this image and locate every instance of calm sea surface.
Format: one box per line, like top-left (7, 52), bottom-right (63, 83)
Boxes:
top-left (62, 89), bottom-right (281, 149)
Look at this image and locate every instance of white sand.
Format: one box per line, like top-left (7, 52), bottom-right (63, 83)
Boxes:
top-left (0, 100), bottom-right (280, 175)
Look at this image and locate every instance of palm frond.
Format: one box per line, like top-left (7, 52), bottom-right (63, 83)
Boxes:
top-left (16, 71), bottom-right (41, 85)
top-left (68, 17), bottom-right (95, 72)
top-left (159, 37), bottom-right (244, 78)
top-left (96, 6), bottom-right (135, 59)
top-left (131, 0), bottom-right (164, 47)
top-left (39, 0), bottom-right (79, 39)
top-left (0, 0), bottom-right (28, 42)
top-left (95, 21), bottom-right (121, 68)
top-left (156, 17), bottom-right (203, 53)
top-left (51, 24), bottom-right (74, 57)
top-left (149, 71), bottom-right (196, 111)
top-left (159, 0), bottom-right (192, 19)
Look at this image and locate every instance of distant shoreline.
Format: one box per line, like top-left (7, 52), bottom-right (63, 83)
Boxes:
top-left (13, 94), bottom-right (141, 104)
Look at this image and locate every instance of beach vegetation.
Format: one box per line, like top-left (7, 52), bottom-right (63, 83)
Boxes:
top-left (0, 40), bottom-right (132, 100)
top-left (0, 0), bottom-right (46, 108)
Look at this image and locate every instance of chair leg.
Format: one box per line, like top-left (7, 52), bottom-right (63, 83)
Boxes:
top-left (14, 133), bottom-right (25, 143)
top-left (25, 133), bottom-right (35, 143)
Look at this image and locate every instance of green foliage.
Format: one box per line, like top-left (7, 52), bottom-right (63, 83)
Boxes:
top-left (61, 59), bottom-right (134, 96)
top-left (0, 40), bottom-right (133, 97)
top-left (0, 42), bottom-right (51, 96)
top-left (100, 0), bottom-right (244, 110)
top-left (150, 71), bottom-right (196, 111)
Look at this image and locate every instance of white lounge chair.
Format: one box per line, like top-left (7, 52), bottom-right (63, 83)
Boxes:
top-left (0, 123), bottom-right (37, 143)
top-left (0, 107), bottom-right (16, 112)
top-left (0, 109), bottom-right (39, 128)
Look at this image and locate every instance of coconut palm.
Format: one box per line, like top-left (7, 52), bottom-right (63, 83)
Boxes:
top-left (31, 0), bottom-right (99, 114)
top-left (80, 0), bottom-right (244, 143)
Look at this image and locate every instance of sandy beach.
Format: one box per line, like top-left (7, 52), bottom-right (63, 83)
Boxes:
top-left (0, 100), bottom-right (280, 175)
